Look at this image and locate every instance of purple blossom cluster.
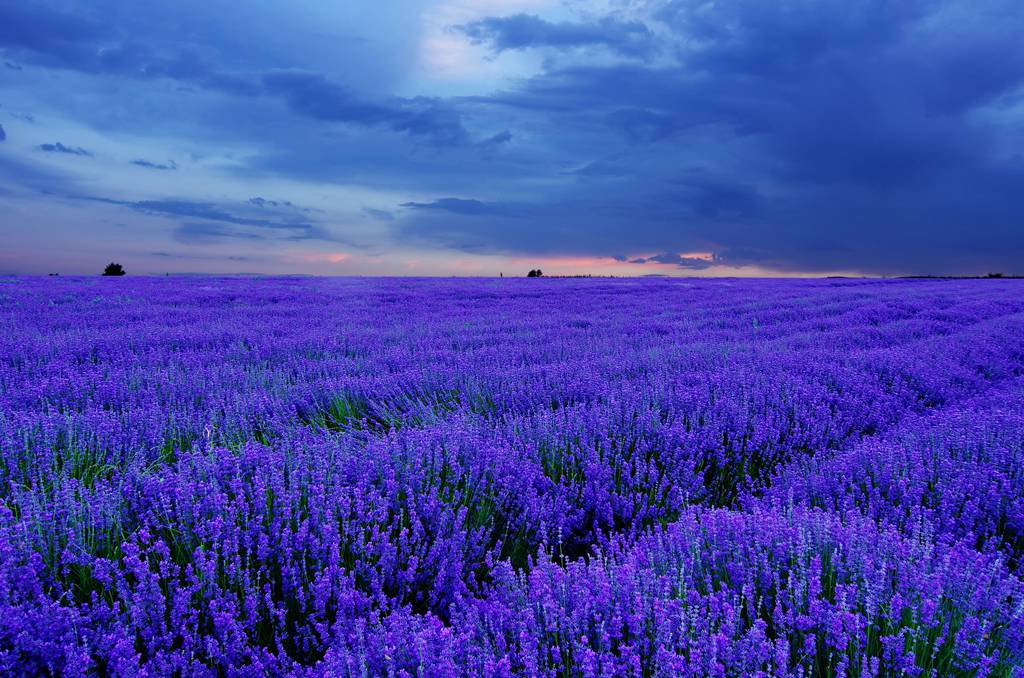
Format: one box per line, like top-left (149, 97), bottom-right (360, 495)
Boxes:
top-left (1, 276), bottom-right (1023, 675)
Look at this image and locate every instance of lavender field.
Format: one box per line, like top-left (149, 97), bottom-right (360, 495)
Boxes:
top-left (2, 276), bottom-right (1023, 677)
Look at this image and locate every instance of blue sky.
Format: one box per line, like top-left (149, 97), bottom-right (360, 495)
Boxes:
top-left (1, 0), bottom-right (1023, 276)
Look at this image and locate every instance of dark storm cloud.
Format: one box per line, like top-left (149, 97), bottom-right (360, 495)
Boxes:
top-left (39, 142), bottom-right (92, 156)
top-left (457, 13), bottom-right (654, 58)
top-left (398, 0), bottom-right (1024, 274)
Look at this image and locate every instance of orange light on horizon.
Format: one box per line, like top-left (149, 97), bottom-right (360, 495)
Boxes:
top-left (299, 252), bottom-right (352, 264)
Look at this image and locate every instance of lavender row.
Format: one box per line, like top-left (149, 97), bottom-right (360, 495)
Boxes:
top-left (321, 507), bottom-right (1024, 677)
top-left (754, 378), bottom-right (1024, 564)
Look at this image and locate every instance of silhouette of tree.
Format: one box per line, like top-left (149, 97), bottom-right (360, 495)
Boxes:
top-left (103, 263), bottom-right (126, 276)
top-left (527, 269), bottom-right (544, 277)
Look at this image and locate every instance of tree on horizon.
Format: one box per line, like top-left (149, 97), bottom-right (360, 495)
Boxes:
top-left (103, 263), bottom-right (126, 276)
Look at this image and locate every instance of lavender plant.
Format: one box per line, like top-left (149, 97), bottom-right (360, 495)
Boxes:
top-left (1, 277), bottom-right (1022, 675)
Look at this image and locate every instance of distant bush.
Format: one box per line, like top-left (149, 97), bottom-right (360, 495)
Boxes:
top-left (102, 263), bottom-right (126, 276)
top-left (527, 269), bottom-right (543, 277)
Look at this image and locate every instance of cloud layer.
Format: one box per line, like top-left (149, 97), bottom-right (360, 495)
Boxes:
top-left (2, 0), bottom-right (1023, 275)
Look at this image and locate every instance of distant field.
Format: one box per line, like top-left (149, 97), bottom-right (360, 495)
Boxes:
top-left (1, 277), bottom-right (1022, 676)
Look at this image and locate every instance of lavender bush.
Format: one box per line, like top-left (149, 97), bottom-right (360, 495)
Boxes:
top-left (754, 382), bottom-right (1024, 564)
top-left (1, 276), bottom-right (1022, 675)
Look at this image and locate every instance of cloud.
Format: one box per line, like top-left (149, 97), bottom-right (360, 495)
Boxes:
top-left (676, 175), bottom-right (761, 220)
top-left (628, 252), bottom-right (717, 269)
top-left (172, 222), bottom-right (266, 244)
top-left (259, 71), bottom-right (470, 145)
top-left (0, 5), bottom-right (471, 146)
top-left (568, 159), bottom-right (630, 178)
top-left (0, 124), bottom-right (5, 141)
top-left (400, 198), bottom-right (518, 216)
top-left (39, 142), bottom-right (92, 156)
top-left (479, 129), bottom-right (512, 149)
top-left (5, 0), bottom-right (1024, 275)
top-left (129, 199), bottom-right (312, 229)
top-left (362, 207), bottom-right (394, 221)
top-left (0, 155), bottom-right (74, 195)
top-left (151, 251), bottom-right (251, 261)
top-left (249, 197), bottom-right (293, 209)
top-left (0, 4), bottom-right (109, 63)
top-left (457, 13), bottom-right (655, 58)
top-left (131, 159), bottom-right (177, 170)
top-left (0, 2), bottom-right (212, 79)
top-left (76, 195), bottom-right (341, 242)
top-left (396, 0), bottom-right (1024, 273)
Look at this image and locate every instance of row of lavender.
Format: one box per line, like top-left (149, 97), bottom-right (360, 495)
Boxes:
top-left (1, 277), bottom-right (1023, 675)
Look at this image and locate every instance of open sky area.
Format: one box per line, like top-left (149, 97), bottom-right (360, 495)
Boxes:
top-left (1, 0), bottom-right (1023, 276)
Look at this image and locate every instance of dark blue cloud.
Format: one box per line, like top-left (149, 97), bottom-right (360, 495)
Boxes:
top-left (0, 123), bottom-right (5, 141)
top-left (249, 197), bottom-right (293, 208)
top-left (479, 130), bottom-right (512, 149)
top-left (0, 2), bottom-right (212, 79)
top-left (73, 195), bottom-right (341, 243)
top-left (0, 153), bottom-right (78, 193)
top-left (0, 4), bottom-right (470, 146)
top-left (39, 142), bottom-right (92, 156)
top-left (400, 198), bottom-right (518, 216)
top-left (567, 159), bottom-right (630, 178)
top-left (258, 71), bottom-right (468, 145)
top-left (0, 4), bottom-right (109, 64)
top-left (396, 0), bottom-right (1024, 273)
top-left (457, 13), bottom-right (654, 58)
top-left (122, 199), bottom-right (314, 231)
top-left (628, 253), bottom-right (715, 269)
top-left (131, 159), bottom-right (177, 170)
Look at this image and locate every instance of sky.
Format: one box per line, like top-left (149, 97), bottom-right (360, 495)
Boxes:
top-left (1, 0), bottom-right (1023, 277)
